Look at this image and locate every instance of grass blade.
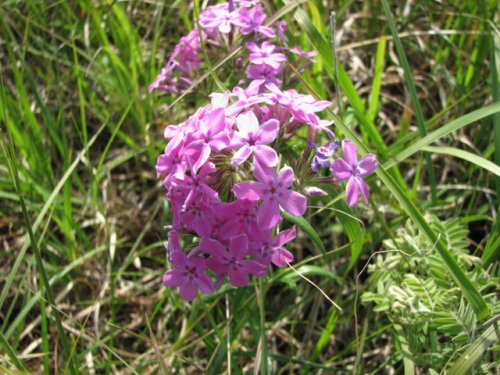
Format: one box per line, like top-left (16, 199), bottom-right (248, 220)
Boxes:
top-left (282, 212), bottom-right (326, 254)
top-left (492, 26), bottom-right (500, 204)
top-left (368, 36), bottom-right (387, 122)
top-left (447, 322), bottom-right (499, 375)
top-left (422, 146), bottom-right (500, 177)
top-left (383, 102), bottom-right (500, 169)
top-left (0, 331), bottom-right (28, 372)
top-left (381, 0), bottom-right (438, 203)
top-left (1, 129), bottom-right (78, 374)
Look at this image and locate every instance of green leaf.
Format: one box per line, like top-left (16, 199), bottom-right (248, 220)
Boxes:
top-left (280, 265), bottom-right (336, 284)
top-left (447, 323), bottom-right (499, 375)
top-left (368, 36), bottom-right (387, 122)
top-left (381, 0), bottom-right (437, 202)
top-left (492, 25), bottom-right (500, 203)
top-left (0, 330), bottom-right (28, 372)
top-left (383, 102), bottom-right (500, 169)
top-left (283, 212), bottom-right (326, 254)
top-left (482, 218), bottom-right (500, 267)
top-left (422, 146), bottom-right (500, 177)
top-left (320, 184), bottom-right (363, 270)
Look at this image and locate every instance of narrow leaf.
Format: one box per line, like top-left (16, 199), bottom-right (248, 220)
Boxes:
top-left (282, 212), bottom-right (326, 254)
top-left (422, 146), bottom-right (500, 177)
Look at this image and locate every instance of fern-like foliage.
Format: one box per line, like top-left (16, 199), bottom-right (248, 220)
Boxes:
top-left (361, 215), bottom-right (498, 373)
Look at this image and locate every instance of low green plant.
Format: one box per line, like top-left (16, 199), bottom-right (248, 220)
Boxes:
top-left (362, 216), bottom-right (498, 373)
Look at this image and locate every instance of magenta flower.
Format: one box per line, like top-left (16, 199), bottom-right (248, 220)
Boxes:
top-left (247, 42), bottom-right (286, 70)
top-left (162, 239), bottom-right (213, 301)
top-left (233, 164), bottom-right (307, 229)
top-left (330, 140), bottom-right (378, 206)
top-left (252, 226), bottom-right (297, 267)
top-left (202, 235), bottom-right (266, 287)
top-left (246, 64), bottom-right (282, 86)
top-left (231, 111), bottom-right (279, 168)
top-left (200, 5), bottom-right (243, 34)
top-left (184, 107), bottom-right (230, 172)
top-left (238, 5), bottom-right (276, 38)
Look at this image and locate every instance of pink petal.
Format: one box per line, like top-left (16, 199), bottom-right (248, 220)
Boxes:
top-left (200, 237), bottom-right (226, 258)
top-left (209, 132), bottom-right (230, 151)
top-left (236, 111), bottom-right (259, 135)
top-left (346, 177), bottom-right (359, 207)
top-left (277, 166), bottom-right (294, 188)
top-left (180, 281), bottom-right (198, 301)
top-left (162, 269), bottom-right (185, 287)
top-left (192, 143), bottom-right (211, 173)
top-left (256, 119), bottom-right (279, 144)
top-left (243, 259), bottom-right (267, 275)
top-left (276, 226), bottom-right (297, 247)
top-left (229, 269), bottom-right (249, 287)
top-left (271, 248), bottom-right (293, 266)
top-left (358, 154), bottom-right (378, 177)
top-left (206, 258), bottom-right (227, 274)
top-left (258, 26), bottom-right (276, 38)
top-left (280, 190), bottom-right (307, 217)
top-left (233, 181), bottom-right (266, 201)
top-left (258, 198), bottom-right (281, 230)
top-left (231, 144), bottom-right (253, 166)
top-left (355, 177), bottom-right (370, 201)
top-left (331, 158), bottom-right (353, 180)
top-left (208, 107), bottom-right (227, 135)
top-left (218, 21), bottom-right (232, 34)
top-left (253, 162), bottom-right (274, 184)
top-left (229, 234), bottom-right (249, 260)
top-left (342, 140), bottom-right (358, 168)
top-left (170, 251), bottom-right (188, 267)
top-left (254, 145), bottom-right (278, 167)
top-left (196, 274), bottom-right (214, 294)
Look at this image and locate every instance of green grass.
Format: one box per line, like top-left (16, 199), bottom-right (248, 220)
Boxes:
top-left (0, 0), bottom-right (498, 373)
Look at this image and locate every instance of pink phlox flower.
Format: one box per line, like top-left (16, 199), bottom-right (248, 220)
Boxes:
top-left (226, 81), bottom-right (270, 116)
top-left (162, 241), bottom-right (213, 301)
top-left (179, 198), bottom-right (217, 236)
top-left (289, 46), bottom-right (317, 62)
top-left (172, 162), bottom-right (219, 210)
top-left (184, 107), bottom-right (231, 172)
top-left (330, 140), bottom-right (378, 206)
top-left (247, 42), bottom-right (286, 70)
top-left (192, 201), bottom-right (236, 240)
top-left (156, 142), bottom-right (188, 183)
top-left (217, 199), bottom-right (261, 238)
top-left (149, 30), bottom-right (203, 93)
top-left (273, 20), bottom-right (288, 44)
top-left (175, 30), bottom-right (203, 74)
top-left (230, 111), bottom-right (279, 168)
top-left (233, 164), bottom-right (307, 230)
top-left (253, 226), bottom-right (296, 267)
top-left (265, 85), bottom-right (331, 126)
top-left (238, 5), bottom-right (276, 38)
top-left (202, 234), bottom-right (267, 287)
top-left (200, 4), bottom-right (243, 34)
top-left (246, 64), bottom-right (282, 86)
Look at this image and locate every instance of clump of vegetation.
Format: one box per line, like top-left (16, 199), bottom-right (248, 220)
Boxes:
top-left (362, 216), bottom-right (498, 373)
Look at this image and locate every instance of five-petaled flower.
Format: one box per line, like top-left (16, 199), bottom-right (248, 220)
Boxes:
top-left (330, 140), bottom-right (378, 206)
top-left (230, 111), bottom-right (279, 168)
top-left (233, 164), bottom-right (307, 229)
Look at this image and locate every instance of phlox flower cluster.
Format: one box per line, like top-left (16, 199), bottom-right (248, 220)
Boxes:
top-left (152, 0), bottom-right (377, 301)
top-left (149, 0), bottom-right (314, 94)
